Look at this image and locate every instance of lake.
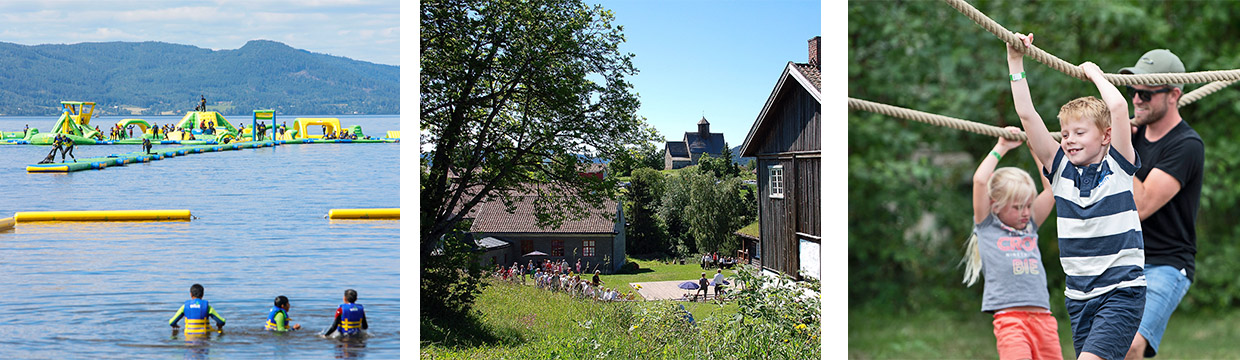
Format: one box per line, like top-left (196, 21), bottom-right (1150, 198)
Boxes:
top-left (0, 114), bottom-right (401, 359)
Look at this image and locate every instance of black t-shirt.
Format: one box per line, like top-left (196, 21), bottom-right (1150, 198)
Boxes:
top-left (1133, 121), bottom-right (1204, 281)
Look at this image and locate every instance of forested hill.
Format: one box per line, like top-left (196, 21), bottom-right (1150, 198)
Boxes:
top-left (0, 40), bottom-right (398, 116)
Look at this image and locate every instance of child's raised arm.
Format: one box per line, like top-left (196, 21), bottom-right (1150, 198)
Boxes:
top-left (973, 126), bottom-right (1026, 224)
top-left (1080, 61), bottom-right (1135, 163)
top-left (1007, 33), bottom-right (1058, 171)
top-left (1030, 139), bottom-right (1055, 227)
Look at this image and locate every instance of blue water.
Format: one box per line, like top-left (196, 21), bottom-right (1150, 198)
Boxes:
top-left (0, 115), bottom-right (401, 359)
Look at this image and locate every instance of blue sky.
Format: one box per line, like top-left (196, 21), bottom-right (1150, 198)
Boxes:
top-left (0, 0), bottom-right (399, 65)
top-left (596, 0), bottom-right (821, 148)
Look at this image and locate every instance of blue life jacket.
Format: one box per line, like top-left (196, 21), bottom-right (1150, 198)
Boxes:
top-left (265, 307), bottom-right (289, 331)
top-left (183, 299), bottom-right (212, 335)
top-left (339, 303), bottom-right (365, 335)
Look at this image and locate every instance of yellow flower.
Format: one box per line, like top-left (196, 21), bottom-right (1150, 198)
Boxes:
top-left (795, 324), bottom-right (807, 331)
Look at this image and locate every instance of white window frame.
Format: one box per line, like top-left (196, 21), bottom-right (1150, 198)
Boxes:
top-left (769, 165), bottom-right (784, 198)
top-left (583, 240), bottom-right (596, 257)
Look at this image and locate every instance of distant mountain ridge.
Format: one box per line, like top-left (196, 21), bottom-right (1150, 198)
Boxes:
top-left (0, 40), bottom-right (398, 116)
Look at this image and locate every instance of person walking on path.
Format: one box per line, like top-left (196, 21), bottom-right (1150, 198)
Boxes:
top-left (695, 273), bottom-right (709, 302)
top-left (1118, 49), bottom-right (1205, 360)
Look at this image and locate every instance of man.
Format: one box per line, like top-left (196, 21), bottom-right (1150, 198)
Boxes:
top-left (1120, 49), bottom-right (1204, 360)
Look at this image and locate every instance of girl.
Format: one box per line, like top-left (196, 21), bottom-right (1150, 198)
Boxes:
top-left (962, 127), bottom-right (1061, 360)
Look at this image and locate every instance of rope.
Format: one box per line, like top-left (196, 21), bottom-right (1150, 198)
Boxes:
top-left (848, 97), bottom-right (1066, 141)
top-left (942, 0), bottom-right (1240, 86)
top-left (1179, 80), bottom-right (1237, 107)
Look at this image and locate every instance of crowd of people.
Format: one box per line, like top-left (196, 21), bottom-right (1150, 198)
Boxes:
top-left (700, 252), bottom-right (739, 269)
top-left (324, 128), bottom-right (359, 140)
top-left (492, 259), bottom-right (639, 302)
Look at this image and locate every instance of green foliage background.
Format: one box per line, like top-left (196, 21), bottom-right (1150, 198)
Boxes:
top-left (849, 0), bottom-right (1240, 315)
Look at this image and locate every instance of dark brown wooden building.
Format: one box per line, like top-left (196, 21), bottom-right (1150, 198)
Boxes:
top-left (738, 36), bottom-right (821, 280)
top-left (467, 194), bottom-right (627, 273)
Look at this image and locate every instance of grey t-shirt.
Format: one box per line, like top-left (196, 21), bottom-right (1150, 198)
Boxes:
top-left (975, 213), bottom-right (1051, 312)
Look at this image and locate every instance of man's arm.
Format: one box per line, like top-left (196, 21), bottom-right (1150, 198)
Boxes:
top-left (1007, 34), bottom-right (1058, 169)
top-left (1133, 170), bottom-right (1182, 220)
top-left (362, 313), bottom-right (369, 330)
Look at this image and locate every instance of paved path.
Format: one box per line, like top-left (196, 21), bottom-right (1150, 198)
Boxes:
top-left (630, 280), bottom-right (720, 302)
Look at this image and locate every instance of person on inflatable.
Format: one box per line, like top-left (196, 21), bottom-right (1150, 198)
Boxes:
top-left (169, 284), bottom-right (226, 338)
top-left (59, 134), bottom-right (76, 162)
top-left (324, 289), bottom-right (368, 338)
top-left (265, 295), bottom-right (302, 332)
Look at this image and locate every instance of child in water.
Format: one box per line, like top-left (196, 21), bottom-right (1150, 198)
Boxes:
top-left (265, 295), bottom-right (302, 332)
top-left (324, 289), bottom-right (368, 337)
top-left (169, 284), bottom-right (226, 338)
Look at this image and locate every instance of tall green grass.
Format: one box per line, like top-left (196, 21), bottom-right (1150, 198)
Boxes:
top-left (423, 265), bottom-right (819, 359)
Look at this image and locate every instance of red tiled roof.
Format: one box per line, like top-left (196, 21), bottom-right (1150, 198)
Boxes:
top-left (793, 62), bottom-right (821, 91)
top-left (469, 195), bottom-right (618, 234)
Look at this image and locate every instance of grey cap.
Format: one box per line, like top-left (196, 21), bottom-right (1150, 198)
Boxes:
top-left (1118, 49), bottom-right (1185, 89)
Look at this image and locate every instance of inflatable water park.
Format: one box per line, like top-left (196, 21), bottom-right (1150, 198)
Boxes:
top-left (1, 101), bottom-right (399, 173)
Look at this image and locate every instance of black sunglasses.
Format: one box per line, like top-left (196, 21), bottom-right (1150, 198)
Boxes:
top-left (1126, 86), bottom-right (1172, 102)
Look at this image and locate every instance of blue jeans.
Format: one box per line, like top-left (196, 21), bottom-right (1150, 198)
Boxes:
top-left (1138, 265), bottom-right (1192, 357)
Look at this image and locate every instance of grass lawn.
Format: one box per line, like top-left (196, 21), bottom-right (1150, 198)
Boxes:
top-left (597, 258), bottom-right (739, 320)
top-left (597, 258), bottom-right (712, 284)
top-left (848, 307), bottom-right (1240, 359)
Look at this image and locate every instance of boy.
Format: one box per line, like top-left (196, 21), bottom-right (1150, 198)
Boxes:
top-left (1009, 34), bottom-right (1145, 360)
top-left (266, 295), bottom-right (302, 332)
top-left (324, 289), bottom-right (368, 337)
top-left (169, 284), bottom-right (227, 337)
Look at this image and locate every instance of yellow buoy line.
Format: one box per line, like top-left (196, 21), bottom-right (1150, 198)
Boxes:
top-left (327, 208), bottom-right (400, 220)
top-left (1, 208), bottom-right (399, 228)
top-left (14, 210), bottom-right (193, 222)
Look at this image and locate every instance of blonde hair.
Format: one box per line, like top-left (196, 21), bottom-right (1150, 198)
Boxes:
top-left (1058, 96), bottom-right (1110, 132)
top-left (962, 167), bottom-right (1038, 287)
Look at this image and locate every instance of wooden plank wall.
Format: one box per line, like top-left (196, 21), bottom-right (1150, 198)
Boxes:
top-left (757, 89), bottom-right (822, 155)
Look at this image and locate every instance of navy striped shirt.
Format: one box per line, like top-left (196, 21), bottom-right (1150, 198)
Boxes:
top-left (1045, 147), bottom-right (1145, 300)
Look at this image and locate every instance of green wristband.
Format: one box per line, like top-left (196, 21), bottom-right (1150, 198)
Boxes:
top-left (1010, 71), bottom-right (1026, 82)
top-left (990, 150), bottom-right (1002, 161)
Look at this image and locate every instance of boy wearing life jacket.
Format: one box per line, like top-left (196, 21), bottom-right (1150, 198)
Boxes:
top-left (324, 289), bottom-right (368, 337)
top-left (265, 295), bottom-right (302, 332)
top-left (168, 284), bottom-right (226, 338)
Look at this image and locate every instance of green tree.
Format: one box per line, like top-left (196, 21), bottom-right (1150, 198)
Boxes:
top-left (718, 141), bottom-right (741, 177)
top-left (660, 168), bottom-right (695, 256)
top-left (420, 0), bottom-right (657, 317)
top-left (642, 143), bottom-right (666, 170)
top-left (609, 140), bottom-right (661, 177)
top-left (661, 167), bottom-right (749, 256)
top-left (625, 168), bottom-right (667, 255)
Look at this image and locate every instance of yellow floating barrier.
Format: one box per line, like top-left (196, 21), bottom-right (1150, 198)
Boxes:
top-left (328, 208), bottom-right (399, 220)
top-left (14, 210), bottom-right (192, 222)
top-left (0, 217), bottom-right (13, 231)
top-left (385, 131), bottom-right (400, 139)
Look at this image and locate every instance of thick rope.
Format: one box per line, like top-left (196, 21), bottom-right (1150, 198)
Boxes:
top-left (848, 97), bottom-right (1065, 141)
top-left (943, 0), bottom-right (1240, 86)
top-left (1179, 80), bottom-right (1237, 107)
